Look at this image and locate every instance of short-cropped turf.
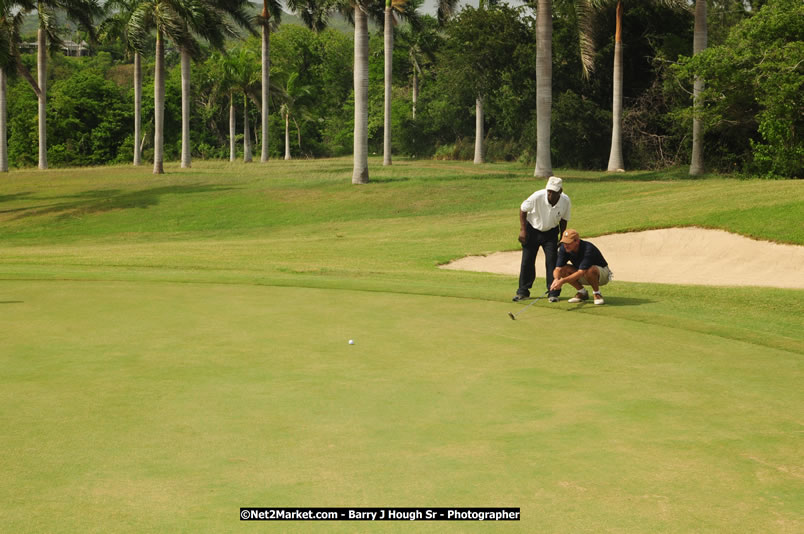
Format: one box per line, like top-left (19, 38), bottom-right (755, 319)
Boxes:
top-left (1, 158), bottom-right (801, 532)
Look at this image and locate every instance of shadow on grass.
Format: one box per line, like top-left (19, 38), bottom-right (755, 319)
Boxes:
top-left (563, 296), bottom-right (654, 310)
top-left (317, 166), bottom-right (354, 175)
top-left (0, 192), bottom-right (36, 204)
top-left (9, 184), bottom-right (238, 220)
top-left (565, 168), bottom-right (712, 183)
top-left (369, 176), bottom-right (411, 183)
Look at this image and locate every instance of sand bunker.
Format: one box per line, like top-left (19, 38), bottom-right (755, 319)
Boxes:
top-left (441, 227), bottom-right (804, 289)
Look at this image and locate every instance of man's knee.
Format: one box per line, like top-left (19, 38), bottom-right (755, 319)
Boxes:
top-left (557, 265), bottom-right (576, 277)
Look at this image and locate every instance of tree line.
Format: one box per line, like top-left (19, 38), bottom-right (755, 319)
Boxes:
top-left (0, 0), bottom-right (800, 179)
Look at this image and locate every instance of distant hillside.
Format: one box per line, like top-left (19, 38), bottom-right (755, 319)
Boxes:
top-left (245, 2), bottom-right (374, 34)
top-left (20, 11), bottom-right (38, 39)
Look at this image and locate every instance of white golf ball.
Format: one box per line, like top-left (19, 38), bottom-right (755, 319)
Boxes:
top-left (348, 339), bottom-right (354, 345)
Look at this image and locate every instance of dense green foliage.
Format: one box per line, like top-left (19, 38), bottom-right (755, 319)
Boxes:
top-left (673, 0), bottom-right (803, 178)
top-left (4, 0), bottom-right (801, 176)
top-left (8, 52), bottom-right (136, 167)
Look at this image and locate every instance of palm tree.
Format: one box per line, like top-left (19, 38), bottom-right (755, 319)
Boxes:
top-left (209, 52), bottom-right (238, 161)
top-left (28, 0), bottom-right (101, 169)
top-left (584, 0), bottom-right (688, 172)
top-left (532, 0), bottom-right (599, 177)
top-left (472, 0), bottom-right (500, 165)
top-left (100, 0), bottom-right (146, 166)
top-left (605, 0), bottom-right (625, 171)
top-left (396, 18), bottom-right (436, 119)
top-left (275, 71), bottom-right (313, 160)
top-left (689, 0), bottom-right (706, 175)
top-left (533, 0), bottom-right (552, 177)
top-left (383, 0), bottom-right (393, 166)
top-left (289, 0), bottom-right (404, 182)
top-left (258, 0), bottom-right (282, 163)
top-left (396, 11), bottom-right (446, 120)
top-left (382, 0), bottom-right (421, 166)
top-left (0, 0), bottom-right (36, 172)
top-left (351, 1), bottom-right (373, 183)
top-left (129, 0), bottom-right (253, 174)
top-left (304, 0), bottom-right (381, 183)
top-left (228, 47), bottom-right (260, 162)
top-left (176, 0), bottom-right (254, 169)
top-left (129, 1), bottom-right (186, 174)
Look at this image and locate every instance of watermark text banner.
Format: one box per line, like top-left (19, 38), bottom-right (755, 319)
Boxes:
top-left (240, 507), bottom-right (520, 521)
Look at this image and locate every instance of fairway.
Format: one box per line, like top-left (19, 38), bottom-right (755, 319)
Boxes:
top-left (1, 159), bottom-right (802, 532)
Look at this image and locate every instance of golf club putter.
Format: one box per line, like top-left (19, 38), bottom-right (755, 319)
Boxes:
top-left (508, 291), bottom-right (550, 320)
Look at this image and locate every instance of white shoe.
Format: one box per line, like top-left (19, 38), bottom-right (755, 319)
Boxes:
top-left (567, 289), bottom-right (588, 303)
top-left (593, 292), bottom-right (605, 305)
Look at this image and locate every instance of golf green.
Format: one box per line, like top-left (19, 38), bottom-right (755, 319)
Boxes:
top-left (2, 280), bottom-right (800, 532)
top-left (1, 159), bottom-right (801, 531)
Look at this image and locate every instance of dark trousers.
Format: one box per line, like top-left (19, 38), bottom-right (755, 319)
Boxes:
top-left (517, 223), bottom-right (560, 298)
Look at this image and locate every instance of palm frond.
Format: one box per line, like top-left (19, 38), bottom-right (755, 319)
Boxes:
top-left (127, 1), bottom-right (156, 53)
top-left (657, 0), bottom-right (692, 12)
top-left (210, 0), bottom-right (258, 35)
top-left (255, 0), bottom-right (283, 27)
top-left (59, 0), bottom-right (103, 43)
top-left (286, 0), bottom-right (333, 32)
top-left (575, 0), bottom-right (598, 78)
top-left (436, 0), bottom-right (458, 26)
top-left (36, 6), bottom-right (65, 52)
top-left (392, 0), bottom-right (422, 32)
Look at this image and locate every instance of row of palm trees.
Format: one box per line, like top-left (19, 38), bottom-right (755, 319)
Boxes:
top-left (0, 0), bottom-right (708, 179)
top-left (0, 0), bottom-right (255, 173)
top-left (0, 0), bottom-right (438, 178)
top-left (0, 0), bottom-right (101, 172)
top-left (532, 0), bottom-right (707, 178)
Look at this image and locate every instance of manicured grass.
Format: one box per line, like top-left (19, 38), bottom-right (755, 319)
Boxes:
top-left (1, 158), bottom-right (802, 532)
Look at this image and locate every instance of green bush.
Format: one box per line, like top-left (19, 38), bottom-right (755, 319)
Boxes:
top-left (672, 0), bottom-right (803, 177)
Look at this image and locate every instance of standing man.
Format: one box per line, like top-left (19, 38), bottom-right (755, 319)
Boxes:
top-left (550, 229), bottom-right (612, 305)
top-left (513, 176), bottom-right (571, 303)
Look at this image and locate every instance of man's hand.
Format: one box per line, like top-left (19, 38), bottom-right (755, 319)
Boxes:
top-left (518, 210), bottom-right (529, 245)
top-left (550, 278), bottom-right (563, 291)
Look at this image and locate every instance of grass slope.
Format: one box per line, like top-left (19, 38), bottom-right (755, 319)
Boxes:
top-left (1, 159), bottom-right (802, 532)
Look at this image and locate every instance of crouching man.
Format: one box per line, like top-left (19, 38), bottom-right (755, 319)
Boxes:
top-left (550, 229), bottom-right (612, 305)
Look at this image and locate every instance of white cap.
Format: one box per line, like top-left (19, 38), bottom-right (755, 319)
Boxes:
top-left (546, 176), bottom-right (563, 192)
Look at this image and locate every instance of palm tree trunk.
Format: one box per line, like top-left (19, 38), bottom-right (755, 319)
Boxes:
top-left (534, 0), bottom-right (552, 177)
top-left (243, 93), bottom-right (252, 163)
top-left (180, 47), bottom-right (191, 168)
top-left (0, 67), bottom-right (7, 172)
top-left (37, 27), bottom-right (47, 169)
top-left (229, 91), bottom-right (236, 162)
top-left (473, 96), bottom-right (484, 164)
top-left (153, 30), bottom-right (165, 174)
top-left (607, 1), bottom-right (625, 172)
top-left (412, 69), bottom-right (418, 119)
top-left (133, 52), bottom-right (142, 166)
top-left (383, 5), bottom-right (393, 166)
top-left (352, 5), bottom-right (369, 184)
top-left (284, 115), bottom-right (291, 160)
top-left (261, 6), bottom-right (270, 163)
top-left (689, 0), bottom-right (707, 176)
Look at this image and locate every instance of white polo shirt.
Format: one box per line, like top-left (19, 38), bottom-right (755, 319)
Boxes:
top-left (520, 189), bottom-right (571, 231)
